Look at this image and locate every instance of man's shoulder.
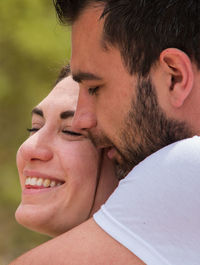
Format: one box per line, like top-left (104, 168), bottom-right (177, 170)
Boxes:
top-left (94, 137), bottom-right (200, 265)
top-left (128, 136), bottom-right (200, 178)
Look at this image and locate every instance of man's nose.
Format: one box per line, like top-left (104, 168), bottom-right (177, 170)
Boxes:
top-left (18, 132), bottom-right (53, 163)
top-left (72, 89), bottom-right (97, 131)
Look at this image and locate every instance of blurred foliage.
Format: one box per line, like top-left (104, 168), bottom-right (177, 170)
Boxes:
top-left (0, 0), bottom-right (71, 263)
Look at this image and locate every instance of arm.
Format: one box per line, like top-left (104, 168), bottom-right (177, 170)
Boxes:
top-left (9, 218), bottom-right (145, 265)
top-left (11, 137), bottom-right (200, 265)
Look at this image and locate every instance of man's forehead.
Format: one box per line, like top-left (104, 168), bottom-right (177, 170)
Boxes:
top-left (71, 3), bottom-right (127, 81)
top-left (75, 2), bottom-right (105, 22)
top-left (72, 4), bottom-right (105, 38)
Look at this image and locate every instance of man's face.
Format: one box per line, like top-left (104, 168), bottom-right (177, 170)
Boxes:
top-left (71, 5), bottom-right (192, 176)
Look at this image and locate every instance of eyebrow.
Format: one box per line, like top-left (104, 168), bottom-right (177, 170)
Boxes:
top-left (72, 71), bottom-right (102, 83)
top-left (60, 110), bottom-right (75, 119)
top-left (31, 107), bottom-right (43, 117)
top-left (31, 108), bottom-right (74, 120)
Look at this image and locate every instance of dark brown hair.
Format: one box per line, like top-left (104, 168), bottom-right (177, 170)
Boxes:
top-left (55, 64), bottom-right (71, 85)
top-left (53, 0), bottom-right (200, 76)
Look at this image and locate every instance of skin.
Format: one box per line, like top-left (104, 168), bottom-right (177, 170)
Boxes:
top-left (71, 5), bottom-right (194, 176)
top-left (71, 6), bottom-right (137, 169)
top-left (15, 76), bottom-right (118, 237)
top-left (10, 4), bottom-right (200, 265)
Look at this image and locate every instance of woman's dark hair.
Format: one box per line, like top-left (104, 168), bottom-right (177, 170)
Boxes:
top-left (55, 64), bottom-right (71, 85)
top-left (53, 0), bottom-right (200, 77)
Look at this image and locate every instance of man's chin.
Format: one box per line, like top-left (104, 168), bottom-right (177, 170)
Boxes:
top-left (113, 158), bottom-right (133, 180)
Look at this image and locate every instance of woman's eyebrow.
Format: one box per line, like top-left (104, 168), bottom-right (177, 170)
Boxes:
top-left (31, 107), bottom-right (43, 117)
top-left (60, 110), bottom-right (75, 119)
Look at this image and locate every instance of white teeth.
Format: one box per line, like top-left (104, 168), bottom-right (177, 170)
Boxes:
top-left (25, 176), bottom-right (63, 188)
top-left (36, 178), bottom-right (43, 186)
top-left (50, 180), bottom-right (56, 187)
top-left (25, 177), bottom-right (31, 185)
top-left (30, 177), bottom-right (37, 186)
top-left (43, 179), bottom-right (51, 188)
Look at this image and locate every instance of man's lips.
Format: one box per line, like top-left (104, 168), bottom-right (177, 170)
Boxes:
top-left (107, 147), bottom-right (116, 160)
top-left (96, 145), bottom-right (118, 160)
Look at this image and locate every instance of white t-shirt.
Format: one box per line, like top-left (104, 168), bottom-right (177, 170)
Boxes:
top-left (94, 136), bottom-right (200, 265)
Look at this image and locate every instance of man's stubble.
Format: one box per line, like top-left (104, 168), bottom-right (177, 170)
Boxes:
top-left (89, 77), bottom-right (193, 179)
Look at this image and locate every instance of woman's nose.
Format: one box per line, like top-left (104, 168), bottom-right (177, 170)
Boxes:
top-left (18, 133), bottom-right (53, 163)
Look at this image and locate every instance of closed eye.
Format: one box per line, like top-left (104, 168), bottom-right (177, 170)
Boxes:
top-left (62, 130), bottom-right (82, 136)
top-left (27, 127), bottom-right (39, 134)
top-left (88, 86), bottom-right (100, 95)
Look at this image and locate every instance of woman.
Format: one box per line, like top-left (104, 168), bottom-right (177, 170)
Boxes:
top-left (15, 68), bottom-right (118, 237)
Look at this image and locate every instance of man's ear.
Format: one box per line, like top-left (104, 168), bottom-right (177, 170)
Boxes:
top-left (159, 48), bottom-right (194, 108)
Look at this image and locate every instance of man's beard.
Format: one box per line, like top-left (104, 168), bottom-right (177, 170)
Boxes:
top-left (89, 77), bottom-right (193, 179)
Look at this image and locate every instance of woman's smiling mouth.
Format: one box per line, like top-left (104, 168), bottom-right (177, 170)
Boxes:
top-left (25, 176), bottom-right (64, 189)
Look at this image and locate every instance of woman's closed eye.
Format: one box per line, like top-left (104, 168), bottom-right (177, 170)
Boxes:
top-left (62, 129), bottom-right (82, 137)
top-left (27, 127), bottom-right (40, 135)
top-left (27, 127), bottom-right (83, 140)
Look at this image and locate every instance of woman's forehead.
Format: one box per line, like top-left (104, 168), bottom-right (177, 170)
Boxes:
top-left (54, 76), bottom-right (79, 94)
top-left (37, 76), bottom-right (79, 111)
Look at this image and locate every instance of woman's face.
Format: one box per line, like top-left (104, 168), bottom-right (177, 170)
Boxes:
top-left (15, 76), bottom-right (116, 237)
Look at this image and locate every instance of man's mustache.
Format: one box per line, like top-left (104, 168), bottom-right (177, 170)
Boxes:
top-left (87, 131), bottom-right (113, 149)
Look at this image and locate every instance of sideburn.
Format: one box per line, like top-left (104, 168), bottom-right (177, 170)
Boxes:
top-left (119, 77), bottom-right (193, 172)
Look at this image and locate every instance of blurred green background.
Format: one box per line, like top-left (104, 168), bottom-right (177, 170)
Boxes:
top-left (0, 0), bottom-right (70, 263)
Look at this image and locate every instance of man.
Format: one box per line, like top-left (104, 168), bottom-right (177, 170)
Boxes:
top-left (10, 0), bottom-right (200, 264)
